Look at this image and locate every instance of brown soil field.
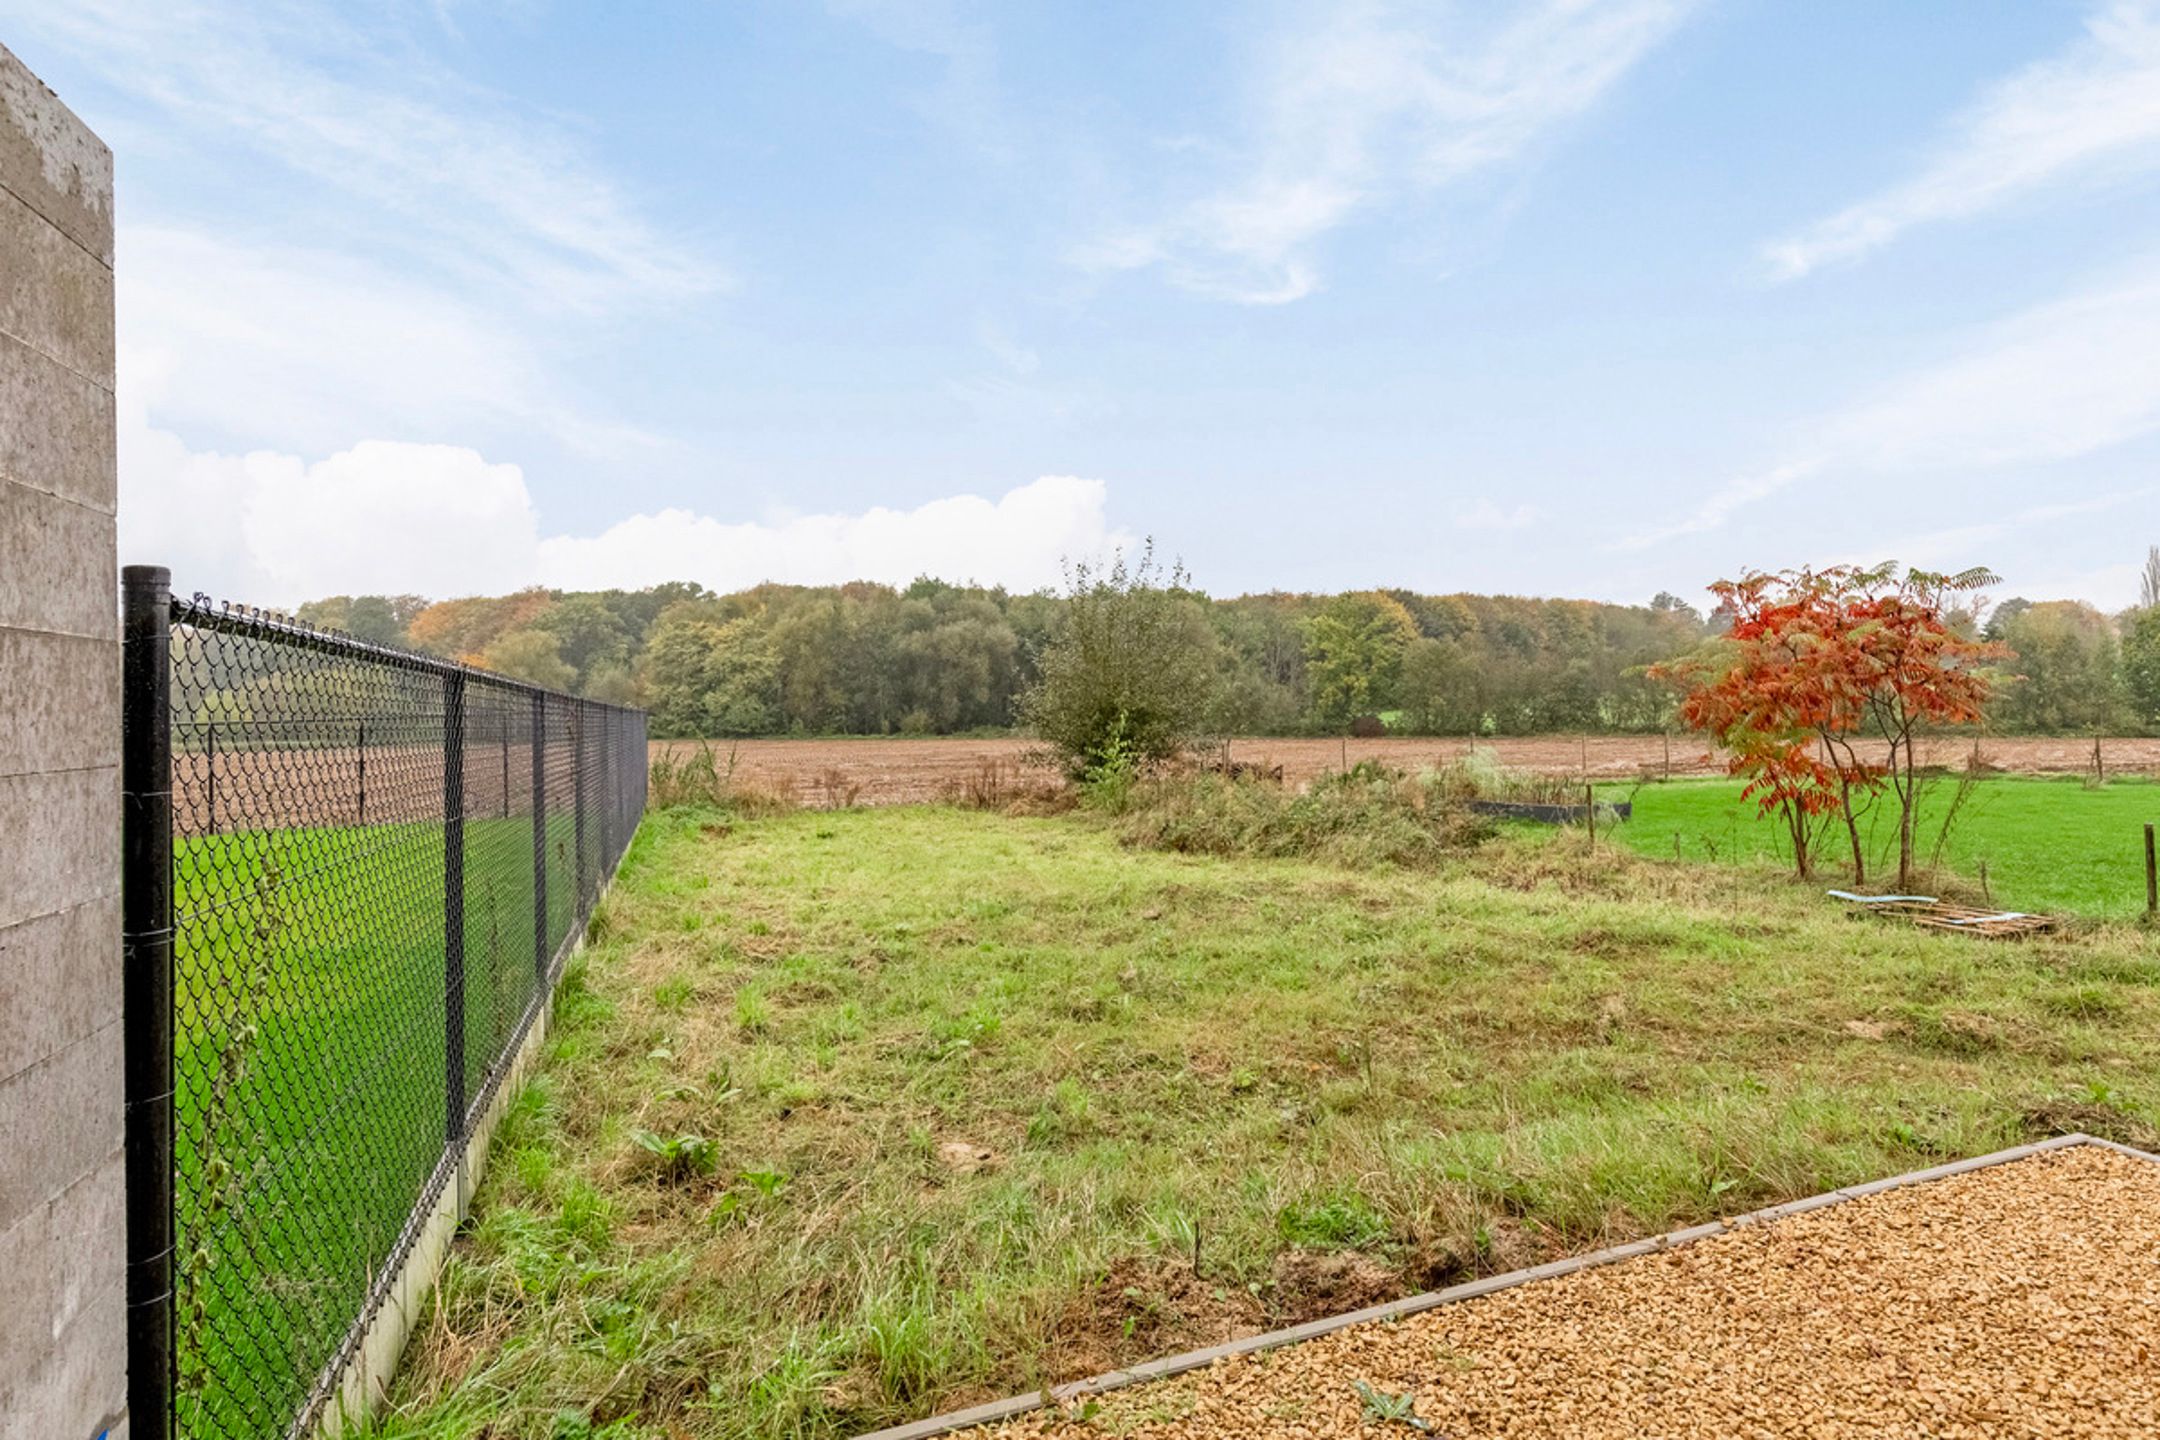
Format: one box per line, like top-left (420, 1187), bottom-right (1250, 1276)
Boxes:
top-left (649, 734), bottom-right (2160, 807)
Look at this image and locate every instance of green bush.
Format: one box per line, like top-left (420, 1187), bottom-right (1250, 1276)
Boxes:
top-left (1019, 541), bottom-right (1219, 778)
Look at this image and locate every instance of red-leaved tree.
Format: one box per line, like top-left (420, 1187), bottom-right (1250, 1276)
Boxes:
top-left (1656, 563), bottom-right (2001, 890)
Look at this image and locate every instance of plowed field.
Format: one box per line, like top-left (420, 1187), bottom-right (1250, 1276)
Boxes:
top-left (649, 734), bottom-right (2160, 806)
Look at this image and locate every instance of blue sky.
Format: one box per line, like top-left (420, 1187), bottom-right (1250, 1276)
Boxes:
top-left (8, 0), bottom-right (2160, 609)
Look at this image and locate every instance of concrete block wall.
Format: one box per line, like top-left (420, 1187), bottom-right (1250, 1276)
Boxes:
top-left (0, 40), bottom-right (127, 1440)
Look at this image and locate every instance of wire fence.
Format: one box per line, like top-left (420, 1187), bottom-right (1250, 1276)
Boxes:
top-left (121, 566), bottom-right (647, 1440)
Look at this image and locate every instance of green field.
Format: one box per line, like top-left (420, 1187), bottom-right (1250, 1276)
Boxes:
top-left (1595, 775), bottom-right (2160, 921)
top-left (372, 801), bottom-right (2160, 1439)
top-left (171, 815), bottom-right (586, 1439)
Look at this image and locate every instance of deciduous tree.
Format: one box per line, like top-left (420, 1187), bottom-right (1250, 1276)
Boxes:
top-left (1303, 592), bottom-right (1419, 728)
top-left (2123, 604), bottom-right (2160, 733)
top-left (1990, 601), bottom-right (2127, 735)
top-left (479, 628), bottom-right (576, 691)
top-left (1658, 564), bottom-right (2001, 890)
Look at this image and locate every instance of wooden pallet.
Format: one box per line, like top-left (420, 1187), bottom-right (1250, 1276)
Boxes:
top-left (1827, 890), bottom-right (2054, 938)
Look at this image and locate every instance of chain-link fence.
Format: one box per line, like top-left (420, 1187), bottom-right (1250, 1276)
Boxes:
top-left (121, 566), bottom-right (647, 1440)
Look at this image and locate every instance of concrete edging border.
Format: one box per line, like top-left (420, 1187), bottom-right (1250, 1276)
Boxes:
top-left (312, 865), bottom-right (632, 1440)
top-left (852, 1132), bottom-right (2159, 1440)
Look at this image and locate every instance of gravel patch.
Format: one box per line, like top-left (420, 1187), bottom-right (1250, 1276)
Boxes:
top-left (963, 1145), bottom-right (2160, 1439)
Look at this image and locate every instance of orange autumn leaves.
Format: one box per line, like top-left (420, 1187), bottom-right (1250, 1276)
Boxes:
top-left (1654, 564), bottom-right (2003, 886)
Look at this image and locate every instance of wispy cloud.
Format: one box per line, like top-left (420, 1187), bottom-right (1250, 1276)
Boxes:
top-left (1620, 257), bottom-right (2160, 548)
top-left (3, 0), bottom-right (720, 312)
top-left (826, 0), bottom-right (1012, 160)
top-left (1455, 499), bottom-right (1543, 531)
top-left (118, 225), bottom-right (659, 458)
top-left (1763, 1), bottom-right (2160, 281)
top-left (1875, 488), bottom-right (2152, 571)
top-left (1076, 0), bottom-right (1695, 304)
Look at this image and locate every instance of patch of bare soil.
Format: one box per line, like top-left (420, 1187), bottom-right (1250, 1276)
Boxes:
top-left (1050, 1244), bottom-right (1521, 1390)
top-left (935, 1139), bottom-right (1000, 1175)
top-left (1269, 1250), bottom-right (1401, 1323)
top-left (1052, 1260), bottom-right (1267, 1384)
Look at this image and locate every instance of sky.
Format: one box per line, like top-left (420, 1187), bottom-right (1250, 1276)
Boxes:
top-left (7, 0), bottom-right (2160, 611)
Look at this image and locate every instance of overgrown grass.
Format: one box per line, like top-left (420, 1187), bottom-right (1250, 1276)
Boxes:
top-left (648, 740), bottom-right (799, 813)
top-left (1117, 761), bottom-right (1488, 866)
top-left (374, 802), bottom-right (2160, 1438)
top-left (1599, 774), bottom-right (2160, 920)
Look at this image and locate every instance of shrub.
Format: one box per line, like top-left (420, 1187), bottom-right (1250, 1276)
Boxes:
top-left (1119, 761), bottom-right (1488, 867)
top-left (1019, 541), bottom-right (1218, 778)
top-left (1427, 746), bottom-right (1592, 807)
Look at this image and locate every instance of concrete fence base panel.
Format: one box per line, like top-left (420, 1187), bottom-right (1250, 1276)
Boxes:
top-left (850, 1134), bottom-right (2159, 1440)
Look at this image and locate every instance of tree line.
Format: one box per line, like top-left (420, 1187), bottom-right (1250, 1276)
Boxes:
top-left (293, 541), bottom-right (2160, 739)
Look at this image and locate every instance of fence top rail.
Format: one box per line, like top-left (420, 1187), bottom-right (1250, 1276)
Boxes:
top-left (165, 584), bottom-right (647, 717)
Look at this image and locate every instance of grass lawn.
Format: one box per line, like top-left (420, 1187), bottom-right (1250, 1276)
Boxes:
top-left (1596, 775), bottom-right (2160, 920)
top-left (376, 802), bottom-right (2160, 1440)
top-left (172, 815), bottom-right (584, 1440)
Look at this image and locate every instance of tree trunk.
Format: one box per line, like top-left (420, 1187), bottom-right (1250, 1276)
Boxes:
top-left (1839, 774), bottom-right (1865, 885)
top-left (1823, 733), bottom-right (1867, 886)
top-left (1896, 739), bottom-right (1917, 893)
top-left (1787, 801), bottom-right (1813, 880)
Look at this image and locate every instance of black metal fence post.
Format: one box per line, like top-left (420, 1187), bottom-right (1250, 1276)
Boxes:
top-left (443, 670), bottom-right (468, 1140)
top-left (532, 692), bottom-right (548, 980)
top-left (205, 720), bottom-right (216, 833)
top-left (121, 564), bottom-right (176, 1440)
top-left (356, 720), bottom-right (367, 824)
top-left (573, 702), bottom-right (588, 916)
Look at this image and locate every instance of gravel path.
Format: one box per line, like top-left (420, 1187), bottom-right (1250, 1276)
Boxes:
top-left (968, 1145), bottom-right (2160, 1440)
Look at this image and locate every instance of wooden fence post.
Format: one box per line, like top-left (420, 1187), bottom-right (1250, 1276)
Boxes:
top-left (2145, 823), bottom-right (2156, 916)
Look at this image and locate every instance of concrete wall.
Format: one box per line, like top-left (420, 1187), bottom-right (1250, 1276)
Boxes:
top-left (0, 41), bottom-right (126, 1440)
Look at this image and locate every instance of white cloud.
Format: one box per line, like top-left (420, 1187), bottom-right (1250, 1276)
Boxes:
top-left (119, 417), bottom-right (546, 603)
top-left (5, 0), bottom-right (719, 311)
top-left (537, 475), bottom-right (1129, 594)
top-left (1454, 499), bottom-right (1543, 531)
top-left (1079, 0), bottom-right (1695, 303)
top-left (120, 403), bottom-right (1129, 604)
top-left (1763, 1), bottom-right (2160, 281)
top-left (1619, 257), bottom-right (2160, 548)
